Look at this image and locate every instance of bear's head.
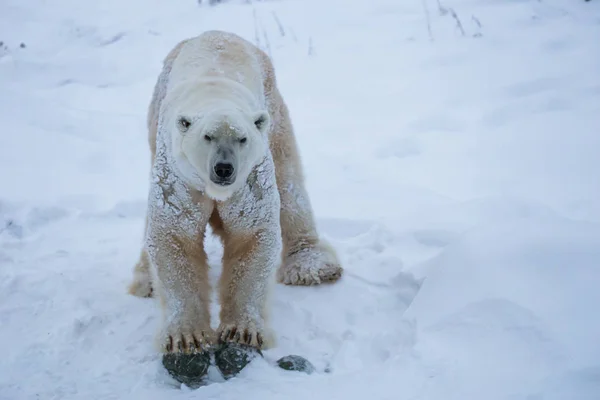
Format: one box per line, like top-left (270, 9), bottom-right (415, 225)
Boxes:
top-left (169, 104), bottom-right (271, 201)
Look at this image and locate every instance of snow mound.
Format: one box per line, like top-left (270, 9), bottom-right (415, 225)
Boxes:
top-left (405, 214), bottom-right (600, 398)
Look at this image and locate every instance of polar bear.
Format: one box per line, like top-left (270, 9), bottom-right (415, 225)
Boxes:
top-left (127, 30), bottom-right (343, 354)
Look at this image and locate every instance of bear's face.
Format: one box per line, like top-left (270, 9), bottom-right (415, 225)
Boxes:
top-left (170, 107), bottom-right (271, 201)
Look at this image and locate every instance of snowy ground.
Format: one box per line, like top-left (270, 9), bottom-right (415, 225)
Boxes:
top-left (1, 0), bottom-right (600, 398)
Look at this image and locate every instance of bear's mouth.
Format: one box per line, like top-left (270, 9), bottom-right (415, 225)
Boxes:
top-left (210, 176), bottom-right (235, 186)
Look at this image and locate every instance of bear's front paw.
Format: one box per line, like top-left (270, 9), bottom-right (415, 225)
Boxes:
top-left (162, 320), bottom-right (213, 354)
top-left (217, 321), bottom-right (266, 349)
top-left (277, 241), bottom-right (343, 286)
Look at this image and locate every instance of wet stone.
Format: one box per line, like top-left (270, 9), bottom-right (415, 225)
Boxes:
top-left (214, 343), bottom-right (262, 379)
top-left (276, 355), bottom-right (316, 374)
top-left (162, 351), bottom-right (211, 388)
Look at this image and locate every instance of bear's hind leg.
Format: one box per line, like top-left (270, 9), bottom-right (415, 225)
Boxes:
top-left (128, 39), bottom-right (190, 300)
top-left (269, 90), bottom-right (343, 286)
top-left (128, 214), bottom-right (153, 298)
top-left (128, 247), bottom-right (153, 298)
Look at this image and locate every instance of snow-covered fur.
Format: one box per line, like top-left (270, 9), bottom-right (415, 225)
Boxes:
top-left (127, 30), bottom-right (343, 353)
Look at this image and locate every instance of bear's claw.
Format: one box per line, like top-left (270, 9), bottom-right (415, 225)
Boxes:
top-left (217, 323), bottom-right (264, 349)
top-left (163, 329), bottom-right (212, 354)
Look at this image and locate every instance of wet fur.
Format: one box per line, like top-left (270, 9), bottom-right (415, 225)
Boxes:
top-left (128, 30), bottom-right (343, 354)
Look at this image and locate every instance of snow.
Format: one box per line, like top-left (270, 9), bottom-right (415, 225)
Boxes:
top-left (1, 0), bottom-right (599, 398)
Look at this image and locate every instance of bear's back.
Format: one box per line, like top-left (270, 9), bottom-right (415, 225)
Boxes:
top-left (168, 30), bottom-right (265, 103)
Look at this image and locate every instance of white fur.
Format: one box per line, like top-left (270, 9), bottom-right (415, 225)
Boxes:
top-left (163, 81), bottom-right (270, 200)
top-left (160, 37), bottom-right (271, 201)
top-left (128, 30), bottom-right (343, 354)
top-left (146, 31), bottom-right (283, 351)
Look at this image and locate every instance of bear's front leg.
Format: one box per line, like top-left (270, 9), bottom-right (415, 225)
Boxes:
top-left (146, 185), bottom-right (215, 354)
top-left (215, 158), bottom-right (283, 350)
top-left (267, 88), bottom-right (343, 286)
top-left (216, 227), bottom-right (281, 349)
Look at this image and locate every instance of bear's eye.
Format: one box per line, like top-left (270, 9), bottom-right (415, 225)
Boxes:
top-left (177, 117), bottom-right (191, 132)
top-left (239, 137), bottom-right (247, 144)
top-left (204, 135), bottom-right (212, 142)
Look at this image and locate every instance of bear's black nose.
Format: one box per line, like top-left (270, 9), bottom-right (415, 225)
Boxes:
top-left (214, 162), bottom-right (234, 179)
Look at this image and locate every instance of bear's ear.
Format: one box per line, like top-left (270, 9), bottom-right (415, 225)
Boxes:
top-left (252, 111), bottom-right (271, 134)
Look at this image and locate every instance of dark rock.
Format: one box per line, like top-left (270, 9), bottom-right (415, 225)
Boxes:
top-left (162, 351), bottom-right (211, 388)
top-left (276, 355), bottom-right (316, 374)
top-left (214, 343), bottom-right (262, 379)
top-left (19, 43), bottom-right (26, 48)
